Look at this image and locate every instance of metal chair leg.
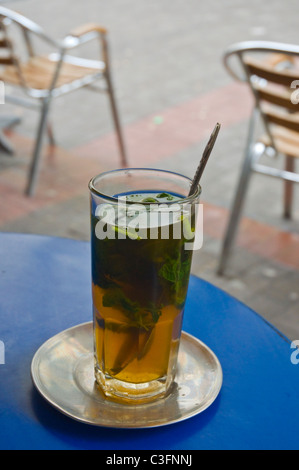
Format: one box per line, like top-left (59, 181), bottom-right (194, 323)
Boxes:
top-left (105, 72), bottom-right (128, 168)
top-left (283, 155), bottom-right (294, 219)
top-left (47, 121), bottom-right (56, 147)
top-left (217, 107), bottom-right (261, 275)
top-left (0, 115), bottom-right (21, 155)
top-left (0, 131), bottom-right (15, 155)
top-left (217, 143), bottom-right (266, 275)
top-left (25, 99), bottom-right (51, 197)
top-left (217, 151), bottom-right (255, 275)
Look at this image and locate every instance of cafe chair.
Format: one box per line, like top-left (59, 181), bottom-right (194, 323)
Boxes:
top-left (218, 40), bottom-right (299, 275)
top-left (0, 6), bottom-right (128, 196)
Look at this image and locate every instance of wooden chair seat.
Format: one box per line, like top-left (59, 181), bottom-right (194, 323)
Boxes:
top-left (259, 126), bottom-right (299, 159)
top-left (0, 55), bottom-right (105, 90)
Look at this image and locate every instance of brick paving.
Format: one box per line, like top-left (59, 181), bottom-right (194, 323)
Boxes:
top-left (0, 0), bottom-right (298, 340)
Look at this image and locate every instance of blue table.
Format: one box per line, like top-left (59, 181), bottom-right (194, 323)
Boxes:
top-left (0, 232), bottom-right (298, 450)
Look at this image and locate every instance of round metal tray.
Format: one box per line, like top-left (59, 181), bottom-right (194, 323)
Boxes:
top-left (31, 322), bottom-right (222, 428)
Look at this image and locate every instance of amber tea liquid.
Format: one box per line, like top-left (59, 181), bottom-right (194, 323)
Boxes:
top-left (91, 191), bottom-right (195, 403)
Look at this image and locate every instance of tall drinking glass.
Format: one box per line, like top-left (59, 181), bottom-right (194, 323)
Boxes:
top-left (89, 168), bottom-right (201, 404)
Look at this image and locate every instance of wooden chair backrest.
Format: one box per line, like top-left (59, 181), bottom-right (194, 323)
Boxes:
top-left (243, 55), bottom-right (299, 134)
top-left (0, 14), bottom-right (29, 91)
top-left (0, 19), bottom-right (16, 65)
top-left (0, 8), bottom-right (51, 90)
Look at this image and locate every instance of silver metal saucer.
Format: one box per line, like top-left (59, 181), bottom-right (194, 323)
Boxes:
top-left (31, 322), bottom-right (222, 428)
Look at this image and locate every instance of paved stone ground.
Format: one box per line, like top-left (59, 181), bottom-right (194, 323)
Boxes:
top-left (0, 0), bottom-right (299, 340)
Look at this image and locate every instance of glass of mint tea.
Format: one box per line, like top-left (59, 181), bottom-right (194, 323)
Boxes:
top-left (89, 168), bottom-right (201, 404)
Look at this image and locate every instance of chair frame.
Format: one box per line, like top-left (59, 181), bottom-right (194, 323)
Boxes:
top-left (0, 114), bottom-right (21, 153)
top-left (217, 40), bottom-right (299, 275)
top-left (0, 6), bottom-right (128, 196)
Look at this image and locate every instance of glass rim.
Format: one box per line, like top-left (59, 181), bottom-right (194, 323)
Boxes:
top-left (88, 168), bottom-right (201, 204)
